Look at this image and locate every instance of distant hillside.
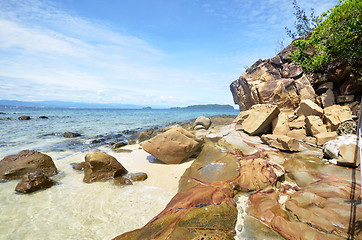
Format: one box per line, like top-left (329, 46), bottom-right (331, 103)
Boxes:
top-left (171, 104), bottom-right (235, 110)
top-left (0, 100), bottom-right (143, 109)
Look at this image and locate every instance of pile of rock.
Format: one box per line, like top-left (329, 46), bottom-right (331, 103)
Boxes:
top-left (234, 100), bottom-right (354, 151)
top-left (0, 150), bottom-right (58, 193)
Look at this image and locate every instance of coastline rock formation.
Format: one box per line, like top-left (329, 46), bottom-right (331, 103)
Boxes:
top-left (230, 37), bottom-right (361, 112)
top-left (0, 150), bottom-right (57, 180)
top-left (114, 122), bottom-right (362, 239)
top-left (141, 126), bottom-right (201, 164)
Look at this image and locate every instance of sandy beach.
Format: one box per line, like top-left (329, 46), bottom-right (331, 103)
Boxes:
top-left (0, 145), bottom-right (194, 240)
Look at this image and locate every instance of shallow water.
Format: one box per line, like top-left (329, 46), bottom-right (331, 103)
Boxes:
top-left (0, 106), bottom-right (236, 239)
top-left (0, 150), bottom-right (181, 240)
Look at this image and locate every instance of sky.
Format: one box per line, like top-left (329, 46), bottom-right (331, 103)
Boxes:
top-left (0, 0), bottom-right (337, 107)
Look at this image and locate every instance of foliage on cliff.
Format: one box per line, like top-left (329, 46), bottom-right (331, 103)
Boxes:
top-left (290, 0), bottom-right (361, 77)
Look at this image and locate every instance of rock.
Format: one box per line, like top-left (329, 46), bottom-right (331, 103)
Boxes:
top-left (193, 116), bottom-right (211, 130)
top-left (323, 105), bottom-right (353, 131)
top-left (63, 132), bottom-right (81, 138)
top-left (114, 176), bottom-right (133, 185)
top-left (230, 76), bottom-right (259, 111)
top-left (0, 150), bottom-right (57, 180)
top-left (287, 129), bottom-right (306, 141)
top-left (294, 76), bottom-right (316, 101)
top-left (323, 142), bottom-right (339, 159)
top-left (112, 141), bottom-right (127, 149)
top-left (71, 162), bottom-right (87, 171)
top-left (296, 100), bottom-right (323, 117)
top-left (337, 143), bottom-right (360, 167)
top-left (18, 115), bottom-right (30, 120)
top-left (319, 88), bottom-right (335, 108)
top-left (305, 116), bottom-right (327, 137)
top-left (336, 95), bottom-right (355, 103)
top-left (137, 129), bottom-right (157, 143)
top-left (305, 136), bottom-right (317, 145)
top-left (39, 116), bottom-right (48, 119)
top-left (272, 113), bottom-right (289, 135)
top-left (316, 82), bottom-right (333, 94)
top-left (141, 127), bottom-right (201, 164)
top-left (337, 120), bottom-right (356, 135)
top-left (256, 78), bottom-right (300, 109)
top-left (0, 112), bottom-right (5, 114)
top-left (83, 152), bottom-right (128, 183)
top-left (233, 110), bottom-right (250, 124)
top-left (129, 172), bottom-right (148, 181)
top-left (15, 172), bottom-right (56, 193)
top-left (261, 134), bottom-right (299, 152)
top-left (289, 116), bottom-right (306, 130)
top-left (281, 62), bottom-right (303, 78)
top-left (241, 104), bottom-right (280, 135)
top-left (315, 132), bottom-right (338, 146)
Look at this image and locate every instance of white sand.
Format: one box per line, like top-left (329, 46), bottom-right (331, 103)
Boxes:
top-left (0, 145), bottom-right (193, 240)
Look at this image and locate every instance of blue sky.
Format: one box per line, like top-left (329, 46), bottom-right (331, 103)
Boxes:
top-left (0, 0), bottom-right (336, 107)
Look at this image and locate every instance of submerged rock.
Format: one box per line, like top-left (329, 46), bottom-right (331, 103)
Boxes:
top-left (18, 115), bottom-right (31, 120)
top-left (83, 152), bottom-right (128, 183)
top-left (63, 132), bottom-right (81, 138)
top-left (15, 171), bottom-right (56, 193)
top-left (0, 150), bottom-right (57, 180)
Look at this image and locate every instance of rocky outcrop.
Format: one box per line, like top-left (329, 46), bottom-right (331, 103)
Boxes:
top-left (18, 115), bottom-right (31, 120)
top-left (0, 150), bottom-right (57, 180)
top-left (230, 39), bottom-right (361, 112)
top-left (82, 152), bottom-right (128, 183)
top-left (141, 127), bottom-right (201, 164)
top-left (15, 172), bottom-right (56, 193)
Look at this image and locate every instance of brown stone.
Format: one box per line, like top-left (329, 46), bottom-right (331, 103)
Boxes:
top-left (261, 134), bottom-right (299, 152)
top-left (316, 82), bottom-right (333, 94)
top-left (281, 62), bottom-right (303, 78)
top-left (315, 132), bottom-right (338, 146)
top-left (319, 88), bottom-right (335, 108)
top-left (193, 116), bottom-right (211, 130)
top-left (256, 78), bottom-right (300, 109)
top-left (15, 171), bottom-right (56, 193)
top-left (272, 113), bottom-right (289, 135)
top-left (129, 172), bottom-right (148, 181)
top-left (296, 99), bottom-right (323, 117)
top-left (83, 152), bottom-right (128, 183)
top-left (336, 95), bottom-right (355, 103)
top-left (141, 127), bottom-right (200, 164)
top-left (72, 162), bottom-right (86, 171)
top-left (287, 129), bottom-right (307, 141)
top-left (0, 150), bottom-right (57, 180)
top-left (305, 137), bottom-right (317, 145)
top-left (114, 176), bottom-right (133, 185)
top-left (241, 104), bottom-right (280, 135)
top-left (323, 105), bottom-right (353, 131)
top-left (337, 144), bottom-right (360, 168)
top-left (294, 76), bottom-right (316, 101)
top-left (18, 115), bottom-right (31, 120)
top-left (305, 115), bottom-right (327, 137)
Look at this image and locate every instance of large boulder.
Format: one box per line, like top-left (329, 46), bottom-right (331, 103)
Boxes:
top-left (83, 152), bottom-right (128, 183)
top-left (15, 172), bottom-right (56, 193)
top-left (241, 104), bottom-right (280, 135)
top-left (141, 127), bottom-right (201, 164)
top-left (0, 150), bottom-right (57, 180)
top-left (337, 143), bottom-right (360, 168)
top-left (305, 115), bottom-right (327, 137)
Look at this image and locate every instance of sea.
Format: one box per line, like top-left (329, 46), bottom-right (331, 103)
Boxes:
top-left (0, 106), bottom-right (238, 240)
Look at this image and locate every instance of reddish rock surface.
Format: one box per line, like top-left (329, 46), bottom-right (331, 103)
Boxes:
top-left (15, 171), bottom-right (56, 193)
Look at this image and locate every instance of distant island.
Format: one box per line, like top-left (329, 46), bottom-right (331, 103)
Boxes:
top-left (171, 104), bottom-right (235, 110)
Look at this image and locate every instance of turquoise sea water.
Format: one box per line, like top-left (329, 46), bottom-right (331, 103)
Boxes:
top-left (0, 106), bottom-right (238, 159)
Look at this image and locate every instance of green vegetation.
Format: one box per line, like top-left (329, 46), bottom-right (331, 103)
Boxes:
top-left (285, 0), bottom-right (318, 39)
top-left (289, 0), bottom-right (362, 77)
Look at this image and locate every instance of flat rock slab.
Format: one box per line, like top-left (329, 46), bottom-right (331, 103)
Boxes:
top-left (241, 104), bottom-right (280, 135)
top-left (261, 134), bottom-right (300, 152)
